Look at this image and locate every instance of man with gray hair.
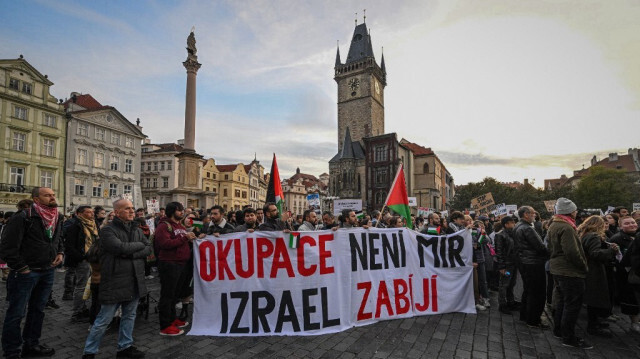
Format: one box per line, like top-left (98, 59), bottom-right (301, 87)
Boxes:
top-left (82, 199), bottom-right (150, 358)
top-left (514, 205), bottom-right (550, 329)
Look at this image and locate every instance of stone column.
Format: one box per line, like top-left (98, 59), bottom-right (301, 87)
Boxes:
top-left (182, 58), bottom-right (201, 152)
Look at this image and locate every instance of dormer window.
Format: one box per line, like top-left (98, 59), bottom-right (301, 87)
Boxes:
top-left (353, 34), bottom-right (363, 41)
top-left (22, 82), bottom-right (32, 94)
top-left (9, 78), bottom-right (19, 90)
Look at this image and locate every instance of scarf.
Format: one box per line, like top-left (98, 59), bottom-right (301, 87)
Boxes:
top-left (78, 215), bottom-right (97, 252)
top-left (33, 203), bottom-right (59, 239)
top-left (555, 214), bottom-right (577, 230)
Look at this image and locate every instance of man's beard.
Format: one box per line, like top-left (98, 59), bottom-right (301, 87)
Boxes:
top-left (173, 214), bottom-right (184, 221)
top-left (45, 200), bottom-right (57, 208)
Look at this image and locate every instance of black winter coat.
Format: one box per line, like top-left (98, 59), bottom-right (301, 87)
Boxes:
top-left (258, 218), bottom-right (288, 231)
top-left (582, 232), bottom-right (616, 308)
top-left (0, 207), bottom-right (64, 271)
top-left (98, 217), bottom-right (151, 304)
top-left (63, 217), bottom-right (93, 268)
top-left (514, 220), bottom-right (549, 265)
top-left (495, 229), bottom-right (516, 270)
top-left (207, 221), bottom-right (235, 235)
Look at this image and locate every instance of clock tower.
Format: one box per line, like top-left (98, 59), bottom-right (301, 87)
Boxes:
top-left (334, 22), bottom-right (387, 150)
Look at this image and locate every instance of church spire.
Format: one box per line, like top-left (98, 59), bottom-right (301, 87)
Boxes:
top-left (381, 47), bottom-right (386, 73)
top-left (335, 41), bottom-right (341, 67)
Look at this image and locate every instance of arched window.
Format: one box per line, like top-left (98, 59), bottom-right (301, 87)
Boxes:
top-left (423, 163), bottom-right (429, 174)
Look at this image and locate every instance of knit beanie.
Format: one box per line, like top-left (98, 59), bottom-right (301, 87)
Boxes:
top-left (555, 198), bottom-right (577, 215)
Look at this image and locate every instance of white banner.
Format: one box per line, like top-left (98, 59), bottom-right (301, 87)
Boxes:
top-left (190, 228), bottom-right (474, 336)
top-left (506, 205), bottom-right (518, 216)
top-left (333, 199), bottom-right (363, 215)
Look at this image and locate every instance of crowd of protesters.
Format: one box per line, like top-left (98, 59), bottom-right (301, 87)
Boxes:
top-left (1, 187), bottom-right (640, 356)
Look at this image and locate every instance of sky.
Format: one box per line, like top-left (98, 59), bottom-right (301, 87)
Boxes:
top-left (2, 0), bottom-right (639, 187)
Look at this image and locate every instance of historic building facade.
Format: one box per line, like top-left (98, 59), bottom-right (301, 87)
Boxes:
top-left (65, 93), bottom-right (146, 211)
top-left (0, 57), bottom-right (66, 211)
top-left (211, 164), bottom-right (249, 212)
top-left (140, 142), bottom-right (181, 206)
top-left (328, 21), bottom-right (454, 213)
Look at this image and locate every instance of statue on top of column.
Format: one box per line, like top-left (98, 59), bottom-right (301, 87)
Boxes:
top-left (187, 27), bottom-right (197, 59)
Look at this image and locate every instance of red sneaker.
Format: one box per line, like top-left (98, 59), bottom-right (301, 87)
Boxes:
top-left (172, 319), bottom-right (189, 328)
top-left (159, 325), bottom-right (184, 336)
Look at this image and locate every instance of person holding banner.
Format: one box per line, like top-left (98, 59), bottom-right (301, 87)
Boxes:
top-left (259, 203), bottom-right (290, 232)
top-left (234, 208), bottom-right (259, 232)
top-left (154, 202), bottom-right (193, 336)
top-left (207, 205), bottom-right (235, 236)
top-left (298, 210), bottom-right (319, 231)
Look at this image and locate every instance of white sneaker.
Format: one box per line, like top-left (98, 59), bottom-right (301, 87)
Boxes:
top-left (476, 303), bottom-right (487, 311)
top-left (631, 323), bottom-right (640, 333)
top-left (483, 298), bottom-right (491, 308)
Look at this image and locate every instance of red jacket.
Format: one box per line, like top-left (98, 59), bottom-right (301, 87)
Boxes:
top-left (154, 217), bottom-right (191, 264)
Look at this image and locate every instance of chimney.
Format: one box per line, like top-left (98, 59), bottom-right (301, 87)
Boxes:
top-left (608, 153), bottom-right (618, 162)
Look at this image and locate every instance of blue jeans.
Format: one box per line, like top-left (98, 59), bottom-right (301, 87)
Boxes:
top-left (2, 269), bottom-right (55, 356)
top-left (83, 297), bottom-right (139, 355)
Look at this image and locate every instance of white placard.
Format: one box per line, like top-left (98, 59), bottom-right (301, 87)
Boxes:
top-left (408, 197), bottom-right (417, 207)
top-left (333, 199), bottom-right (362, 215)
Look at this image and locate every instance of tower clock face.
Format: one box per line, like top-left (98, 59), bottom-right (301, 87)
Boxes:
top-left (374, 80), bottom-right (380, 95)
top-left (348, 78), bottom-right (360, 91)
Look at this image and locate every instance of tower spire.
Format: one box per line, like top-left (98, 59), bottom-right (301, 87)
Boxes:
top-left (381, 47), bottom-right (386, 73)
top-left (363, 9), bottom-right (366, 23)
top-left (355, 12), bottom-right (357, 26)
top-left (335, 40), bottom-right (341, 67)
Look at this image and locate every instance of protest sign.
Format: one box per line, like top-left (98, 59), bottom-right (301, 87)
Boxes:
top-left (634, 203), bottom-right (640, 212)
top-left (440, 210), bottom-right (448, 218)
top-left (408, 197), bottom-right (417, 207)
top-left (333, 199), bottom-right (362, 215)
top-left (543, 200), bottom-right (556, 213)
top-left (146, 200), bottom-right (160, 215)
top-left (417, 207), bottom-right (435, 217)
top-left (307, 193), bottom-right (320, 210)
top-left (190, 228), bottom-right (474, 336)
top-left (506, 205), bottom-right (518, 216)
top-left (470, 193), bottom-right (495, 215)
top-left (605, 206), bottom-right (615, 215)
top-left (146, 218), bottom-right (155, 235)
top-left (492, 203), bottom-right (507, 216)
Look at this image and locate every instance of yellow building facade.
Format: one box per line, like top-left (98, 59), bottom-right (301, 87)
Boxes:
top-left (0, 57), bottom-right (65, 211)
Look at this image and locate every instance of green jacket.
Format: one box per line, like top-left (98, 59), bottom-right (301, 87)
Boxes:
top-left (548, 216), bottom-right (588, 278)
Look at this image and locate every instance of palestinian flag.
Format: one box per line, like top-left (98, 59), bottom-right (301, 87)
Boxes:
top-left (265, 153), bottom-right (285, 218)
top-left (383, 164), bottom-right (413, 229)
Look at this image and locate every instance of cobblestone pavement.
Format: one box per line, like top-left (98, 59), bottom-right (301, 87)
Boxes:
top-left (2, 272), bottom-right (640, 358)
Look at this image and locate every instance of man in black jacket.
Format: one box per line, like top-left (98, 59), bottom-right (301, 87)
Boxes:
top-left (82, 199), bottom-right (150, 359)
top-left (258, 203), bottom-right (289, 232)
top-left (495, 216), bottom-right (517, 314)
top-left (0, 187), bottom-right (64, 359)
top-left (206, 205), bottom-right (235, 236)
top-left (64, 205), bottom-right (97, 323)
top-left (514, 206), bottom-right (550, 328)
top-left (234, 207), bottom-right (259, 232)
